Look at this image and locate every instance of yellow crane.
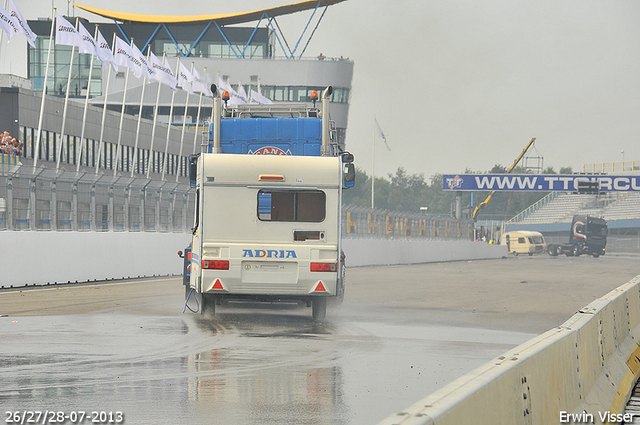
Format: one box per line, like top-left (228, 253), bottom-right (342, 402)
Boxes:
top-left (472, 138), bottom-right (537, 220)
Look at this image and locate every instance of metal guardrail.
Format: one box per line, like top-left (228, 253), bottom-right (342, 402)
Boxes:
top-left (582, 160), bottom-right (639, 173)
top-left (0, 164), bottom-right (473, 239)
top-left (342, 205), bottom-right (474, 240)
top-left (0, 165), bottom-right (195, 232)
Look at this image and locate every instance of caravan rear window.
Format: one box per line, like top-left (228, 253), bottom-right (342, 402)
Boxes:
top-left (258, 190), bottom-right (325, 222)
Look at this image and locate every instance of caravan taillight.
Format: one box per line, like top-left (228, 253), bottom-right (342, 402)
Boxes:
top-left (202, 260), bottom-right (229, 270)
top-left (310, 262), bottom-right (337, 272)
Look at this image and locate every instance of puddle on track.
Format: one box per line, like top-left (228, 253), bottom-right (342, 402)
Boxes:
top-left (0, 310), bottom-right (536, 425)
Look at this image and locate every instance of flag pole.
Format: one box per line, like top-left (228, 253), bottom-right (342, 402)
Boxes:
top-left (371, 117), bottom-right (375, 209)
top-left (95, 31), bottom-right (115, 175)
top-left (146, 52), bottom-right (166, 179)
top-left (55, 17), bottom-right (79, 171)
top-left (0, 0), bottom-right (5, 48)
top-left (175, 62), bottom-right (193, 182)
top-left (33, 9), bottom-right (56, 172)
top-left (75, 24), bottom-right (98, 173)
top-left (192, 92), bottom-right (203, 155)
top-left (193, 89), bottom-right (207, 155)
top-left (113, 38), bottom-right (134, 177)
top-left (191, 67), bottom-right (206, 155)
top-left (130, 46), bottom-right (150, 177)
top-left (161, 56), bottom-right (179, 181)
top-left (146, 79), bottom-right (161, 178)
top-left (0, 0), bottom-right (6, 83)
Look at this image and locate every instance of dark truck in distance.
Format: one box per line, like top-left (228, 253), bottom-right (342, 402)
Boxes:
top-left (547, 215), bottom-right (608, 258)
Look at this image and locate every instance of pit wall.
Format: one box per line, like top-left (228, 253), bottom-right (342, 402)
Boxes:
top-left (378, 275), bottom-right (640, 425)
top-left (343, 238), bottom-right (506, 267)
top-left (0, 232), bottom-right (191, 287)
top-left (0, 232), bottom-right (506, 287)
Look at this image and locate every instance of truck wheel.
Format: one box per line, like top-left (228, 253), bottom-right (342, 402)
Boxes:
top-left (572, 244), bottom-right (581, 257)
top-left (548, 245), bottom-right (557, 256)
top-left (592, 253), bottom-right (600, 258)
top-left (201, 294), bottom-right (216, 316)
top-left (312, 298), bottom-right (327, 322)
top-left (555, 246), bottom-right (562, 256)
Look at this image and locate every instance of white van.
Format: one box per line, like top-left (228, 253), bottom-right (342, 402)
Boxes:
top-left (500, 231), bottom-right (546, 256)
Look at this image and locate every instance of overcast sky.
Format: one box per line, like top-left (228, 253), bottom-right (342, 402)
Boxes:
top-left (4, 0), bottom-right (640, 179)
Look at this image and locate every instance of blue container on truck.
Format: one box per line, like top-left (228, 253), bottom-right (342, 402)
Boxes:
top-left (208, 118), bottom-right (322, 156)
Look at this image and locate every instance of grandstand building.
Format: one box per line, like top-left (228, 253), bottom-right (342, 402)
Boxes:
top-left (0, 1), bottom-right (353, 232)
top-left (0, 0), bottom-right (353, 181)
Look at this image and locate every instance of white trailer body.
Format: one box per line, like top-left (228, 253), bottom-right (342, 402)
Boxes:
top-left (189, 153), bottom-right (346, 319)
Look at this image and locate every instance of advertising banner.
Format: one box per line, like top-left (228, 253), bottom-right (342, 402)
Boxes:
top-left (442, 174), bottom-right (640, 192)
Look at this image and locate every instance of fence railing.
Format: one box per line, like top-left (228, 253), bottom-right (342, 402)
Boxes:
top-left (1, 164), bottom-right (474, 240)
top-left (342, 205), bottom-right (474, 240)
top-left (582, 161), bottom-right (639, 173)
top-left (0, 164), bottom-right (195, 232)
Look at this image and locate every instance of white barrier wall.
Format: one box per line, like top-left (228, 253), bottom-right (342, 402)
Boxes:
top-left (343, 238), bottom-right (507, 267)
top-left (0, 232), bottom-right (191, 287)
top-left (0, 232), bottom-right (506, 287)
top-left (378, 275), bottom-right (640, 425)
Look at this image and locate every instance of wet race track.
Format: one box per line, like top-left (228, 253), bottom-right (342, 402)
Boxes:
top-left (1, 255), bottom-right (639, 424)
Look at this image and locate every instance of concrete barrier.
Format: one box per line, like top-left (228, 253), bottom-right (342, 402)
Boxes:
top-left (1, 232), bottom-right (506, 287)
top-left (0, 231), bottom-right (191, 287)
top-left (343, 238), bottom-right (506, 267)
top-left (377, 275), bottom-right (640, 425)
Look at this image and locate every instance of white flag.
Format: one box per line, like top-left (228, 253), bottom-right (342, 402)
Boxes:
top-left (96, 30), bottom-right (117, 73)
top-left (130, 42), bottom-right (154, 81)
top-left (217, 77), bottom-right (246, 104)
top-left (7, 0), bottom-right (35, 47)
top-left (250, 89), bottom-right (273, 105)
top-left (149, 51), bottom-right (177, 91)
top-left (374, 116), bottom-right (391, 151)
top-left (237, 83), bottom-right (249, 104)
top-left (0, 4), bottom-right (20, 41)
top-left (114, 36), bottom-right (143, 79)
top-left (217, 76), bottom-right (233, 95)
top-left (191, 67), bottom-right (212, 96)
top-left (77, 21), bottom-right (98, 56)
top-left (55, 13), bottom-right (83, 49)
top-left (177, 61), bottom-right (194, 94)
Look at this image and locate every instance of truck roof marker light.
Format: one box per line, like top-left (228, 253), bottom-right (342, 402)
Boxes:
top-left (222, 91), bottom-right (230, 101)
top-left (259, 174), bottom-right (285, 182)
